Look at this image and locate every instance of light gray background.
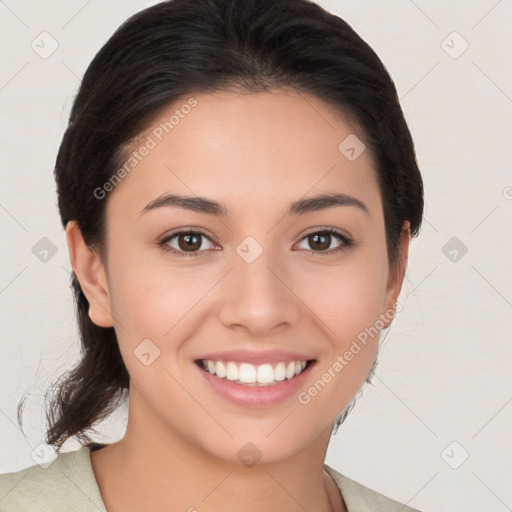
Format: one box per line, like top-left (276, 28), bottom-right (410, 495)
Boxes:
top-left (1, 1), bottom-right (511, 511)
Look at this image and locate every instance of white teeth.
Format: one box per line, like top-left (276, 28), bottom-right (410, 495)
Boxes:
top-left (274, 362), bottom-right (286, 381)
top-left (215, 361), bottom-right (226, 378)
top-left (200, 359), bottom-right (309, 385)
top-left (239, 363), bottom-right (256, 383)
top-left (256, 364), bottom-right (274, 384)
top-left (226, 362), bottom-right (238, 381)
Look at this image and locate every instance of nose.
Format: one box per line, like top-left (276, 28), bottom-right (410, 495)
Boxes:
top-left (216, 246), bottom-right (302, 337)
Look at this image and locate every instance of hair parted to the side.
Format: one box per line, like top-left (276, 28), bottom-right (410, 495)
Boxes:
top-left (18, 0), bottom-right (423, 451)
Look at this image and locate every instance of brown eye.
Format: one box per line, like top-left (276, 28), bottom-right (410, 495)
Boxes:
top-left (160, 230), bottom-right (216, 257)
top-left (296, 229), bottom-right (354, 255)
top-left (307, 233), bottom-right (332, 251)
top-left (176, 233), bottom-right (202, 252)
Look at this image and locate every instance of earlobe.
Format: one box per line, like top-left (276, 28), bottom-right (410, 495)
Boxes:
top-left (381, 220), bottom-right (411, 329)
top-left (65, 220), bottom-right (114, 328)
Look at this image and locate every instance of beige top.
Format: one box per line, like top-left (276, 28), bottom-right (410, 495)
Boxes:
top-left (0, 445), bottom-right (421, 511)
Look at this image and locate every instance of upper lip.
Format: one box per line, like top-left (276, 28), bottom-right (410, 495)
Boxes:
top-left (196, 349), bottom-right (315, 366)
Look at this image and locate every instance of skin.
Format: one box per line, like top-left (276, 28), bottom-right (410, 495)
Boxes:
top-left (66, 87), bottom-right (410, 512)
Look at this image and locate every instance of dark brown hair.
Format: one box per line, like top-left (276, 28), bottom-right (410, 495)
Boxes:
top-left (19, 0), bottom-right (423, 451)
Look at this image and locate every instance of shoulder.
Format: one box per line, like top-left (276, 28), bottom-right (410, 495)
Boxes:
top-left (324, 463), bottom-right (423, 512)
top-left (0, 446), bottom-right (106, 512)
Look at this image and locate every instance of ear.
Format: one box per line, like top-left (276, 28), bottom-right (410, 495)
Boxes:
top-left (380, 220), bottom-right (411, 329)
top-left (65, 220), bottom-right (114, 328)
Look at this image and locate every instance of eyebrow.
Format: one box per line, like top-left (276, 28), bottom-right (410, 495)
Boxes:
top-left (139, 192), bottom-right (370, 218)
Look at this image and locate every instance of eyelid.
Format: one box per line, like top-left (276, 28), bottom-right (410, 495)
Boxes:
top-left (294, 227), bottom-right (354, 254)
top-left (297, 225), bottom-right (352, 241)
top-left (159, 226), bottom-right (354, 257)
top-left (159, 227), bottom-right (219, 257)
top-left (160, 226), bottom-right (218, 243)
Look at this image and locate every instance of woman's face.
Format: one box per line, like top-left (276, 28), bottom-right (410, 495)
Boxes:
top-left (71, 88), bottom-right (408, 464)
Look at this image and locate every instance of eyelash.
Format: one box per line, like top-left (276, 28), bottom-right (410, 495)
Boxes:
top-left (159, 228), bottom-right (355, 258)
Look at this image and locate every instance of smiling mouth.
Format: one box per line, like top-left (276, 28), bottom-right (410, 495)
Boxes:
top-left (195, 359), bottom-right (316, 386)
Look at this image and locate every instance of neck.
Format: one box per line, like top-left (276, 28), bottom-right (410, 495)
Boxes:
top-left (90, 392), bottom-right (346, 512)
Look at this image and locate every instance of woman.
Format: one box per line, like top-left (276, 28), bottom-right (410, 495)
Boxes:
top-left (0, 0), bottom-right (424, 510)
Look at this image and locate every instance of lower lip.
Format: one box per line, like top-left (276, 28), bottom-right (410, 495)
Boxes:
top-left (195, 361), bottom-right (316, 408)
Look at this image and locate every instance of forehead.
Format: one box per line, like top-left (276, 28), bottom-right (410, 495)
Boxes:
top-left (107, 88), bottom-right (382, 220)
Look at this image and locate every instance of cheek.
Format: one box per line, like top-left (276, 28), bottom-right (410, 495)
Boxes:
top-left (294, 264), bottom-right (386, 421)
top-left (106, 248), bottom-right (220, 370)
top-left (296, 254), bottom-right (389, 343)
top-left (106, 270), bottom-right (195, 397)
top-left (109, 267), bottom-right (194, 338)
